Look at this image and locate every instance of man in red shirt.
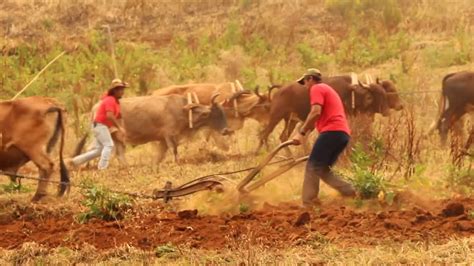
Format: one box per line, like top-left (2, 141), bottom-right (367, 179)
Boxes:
top-left (70, 79), bottom-right (128, 170)
top-left (292, 69), bottom-right (356, 207)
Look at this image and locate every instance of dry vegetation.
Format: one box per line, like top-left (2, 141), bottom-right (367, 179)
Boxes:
top-left (1, 0), bottom-right (474, 264)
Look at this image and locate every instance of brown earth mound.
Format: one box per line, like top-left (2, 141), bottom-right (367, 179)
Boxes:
top-left (0, 198), bottom-right (473, 250)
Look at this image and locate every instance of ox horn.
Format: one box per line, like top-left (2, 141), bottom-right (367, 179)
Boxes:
top-left (211, 93), bottom-right (220, 104)
top-left (369, 74), bottom-right (375, 84)
top-left (358, 80), bottom-right (369, 89)
top-left (229, 90), bottom-right (251, 102)
top-left (365, 74), bottom-right (370, 84)
top-left (254, 86), bottom-right (263, 100)
top-left (267, 84), bottom-right (281, 101)
top-left (235, 80), bottom-right (244, 91)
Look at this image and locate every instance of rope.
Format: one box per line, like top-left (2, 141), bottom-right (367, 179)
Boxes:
top-left (0, 157), bottom-right (296, 200)
top-left (385, 90), bottom-right (440, 95)
top-left (0, 171), bottom-right (156, 199)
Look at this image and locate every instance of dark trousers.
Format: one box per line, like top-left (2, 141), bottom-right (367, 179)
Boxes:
top-left (302, 131), bottom-right (356, 206)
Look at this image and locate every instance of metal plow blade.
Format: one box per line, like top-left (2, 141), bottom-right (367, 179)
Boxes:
top-left (153, 179), bottom-right (224, 202)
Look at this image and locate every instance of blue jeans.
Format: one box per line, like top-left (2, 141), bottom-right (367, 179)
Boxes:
top-left (72, 123), bottom-right (114, 170)
top-left (302, 131), bottom-right (355, 206)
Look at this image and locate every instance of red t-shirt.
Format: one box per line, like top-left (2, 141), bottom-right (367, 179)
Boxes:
top-left (94, 95), bottom-right (121, 128)
top-left (310, 83), bottom-right (350, 135)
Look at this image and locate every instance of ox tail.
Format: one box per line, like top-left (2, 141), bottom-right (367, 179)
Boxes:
top-left (46, 107), bottom-right (70, 196)
top-left (428, 74), bottom-right (453, 135)
top-left (73, 133), bottom-right (89, 157)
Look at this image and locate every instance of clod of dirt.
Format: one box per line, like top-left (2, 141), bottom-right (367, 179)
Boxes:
top-left (455, 221), bottom-right (473, 231)
top-left (177, 209), bottom-right (198, 219)
top-left (0, 214), bottom-right (13, 225)
top-left (294, 212), bottom-right (311, 227)
top-left (441, 202), bottom-right (465, 217)
top-left (384, 218), bottom-right (411, 230)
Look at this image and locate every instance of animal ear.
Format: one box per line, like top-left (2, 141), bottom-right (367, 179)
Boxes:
top-left (376, 77), bottom-right (380, 84)
top-left (191, 106), bottom-right (211, 118)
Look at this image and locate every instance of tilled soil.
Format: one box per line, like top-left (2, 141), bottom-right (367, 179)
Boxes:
top-left (0, 197), bottom-right (473, 250)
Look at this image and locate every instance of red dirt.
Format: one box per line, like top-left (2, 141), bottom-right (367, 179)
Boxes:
top-left (0, 198), bottom-right (473, 250)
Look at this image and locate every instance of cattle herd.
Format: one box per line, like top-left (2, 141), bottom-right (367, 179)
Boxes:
top-left (0, 70), bottom-right (473, 201)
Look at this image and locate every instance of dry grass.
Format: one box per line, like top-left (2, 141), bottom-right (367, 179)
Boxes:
top-left (1, 0), bottom-right (474, 264)
top-left (0, 237), bottom-right (472, 264)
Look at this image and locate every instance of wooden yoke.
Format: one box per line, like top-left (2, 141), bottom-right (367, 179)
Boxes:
top-left (230, 82), bottom-right (239, 117)
top-left (187, 92), bottom-right (193, 128)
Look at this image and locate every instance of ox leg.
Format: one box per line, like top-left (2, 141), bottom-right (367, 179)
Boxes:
top-left (256, 114), bottom-right (287, 154)
top-left (165, 137), bottom-right (179, 163)
top-left (440, 107), bottom-right (464, 145)
top-left (114, 141), bottom-right (128, 167)
top-left (27, 151), bottom-right (55, 201)
top-left (209, 131), bottom-right (230, 152)
top-left (281, 118), bottom-right (299, 157)
top-left (152, 141), bottom-right (168, 165)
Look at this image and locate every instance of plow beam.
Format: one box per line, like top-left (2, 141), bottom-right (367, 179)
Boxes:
top-left (153, 180), bottom-right (223, 202)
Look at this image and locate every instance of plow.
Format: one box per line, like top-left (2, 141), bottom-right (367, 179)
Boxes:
top-left (1, 141), bottom-right (307, 202)
top-left (151, 140), bottom-right (308, 202)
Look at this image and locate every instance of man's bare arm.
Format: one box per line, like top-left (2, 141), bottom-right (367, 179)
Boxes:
top-left (300, 105), bottom-right (321, 134)
top-left (106, 111), bottom-right (124, 130)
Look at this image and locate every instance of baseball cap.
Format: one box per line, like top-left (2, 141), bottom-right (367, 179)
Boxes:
top-left (297, 68), bottom-right (322, 85)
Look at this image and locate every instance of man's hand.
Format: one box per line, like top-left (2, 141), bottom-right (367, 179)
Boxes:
top-left (291, 132), bottom-right (305, 146)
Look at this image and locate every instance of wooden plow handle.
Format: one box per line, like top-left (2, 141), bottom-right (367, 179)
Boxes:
top-left (237, 140), bottom-right (299, 193)
top-left (243, 155), bottom-right (308, 193)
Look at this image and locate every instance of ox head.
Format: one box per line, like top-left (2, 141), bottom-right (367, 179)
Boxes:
top-left (184, 94), bottom-right (233, 135)
top-left (377, 78), bottom-right (403, 111)
top-left (222, 87), bottom-right (273, 128)
top-left (355, 81), bottom-right (390, 116)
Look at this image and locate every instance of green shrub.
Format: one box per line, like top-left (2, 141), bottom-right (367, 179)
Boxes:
top-left (423, 29), bottom-right (472, 68)
top-left (325, 0), bottom-right (402, 30)
top-left (348, 143), bottom-right (388, 199)
top-left (0, 182), bottom-right (31, 194)
top-left (447, 165), bottom-right (473, 195)
top-left (155, 243), bottom-right (177, 258)
top-left (336, 30), bottom-right (410, 68)
top-left (77, 184), bottom-right (133, 223)
top-left (239, 203), bottom-right (250, 214)
top-left (296, 42), bottom-right (332, 69)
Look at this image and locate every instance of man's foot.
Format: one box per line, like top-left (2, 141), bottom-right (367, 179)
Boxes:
top-left (294, 212), bottom-right (311, 227)
top-left (301, 198), bottom-right (321, 210)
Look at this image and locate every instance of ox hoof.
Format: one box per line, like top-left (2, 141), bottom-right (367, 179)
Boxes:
top-left (31, 193), bottom-right (47, 202)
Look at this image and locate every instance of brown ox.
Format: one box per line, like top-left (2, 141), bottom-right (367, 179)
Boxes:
top-left (430, 71), bottom-right (474, 144)
top-left (153, 82), bottom-right (272, 151)
top-left (0, 96), bottom-right (69, 201)
top-left (107, 94), bottom-right (231, 165)
top-left (153, 82), bottom-right (271, 129)
top-left (257, 75), bottom-right (403, 152)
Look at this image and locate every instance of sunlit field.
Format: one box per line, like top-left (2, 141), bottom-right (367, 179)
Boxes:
top-left (0, 0), bottom-right (473, 264)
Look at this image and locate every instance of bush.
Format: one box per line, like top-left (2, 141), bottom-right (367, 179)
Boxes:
top-left (348, 143), bottom-right (389, 199)
top-left (0, 182), bottom-right (31, 194)
top-left (155, 243), bottom-right (177, 258)
top-left (325, 0), bottom-right (402, 31)
top-left (335, 30), bottom-right (410, 68)
top-left (296, 42), bottom-right (332, 69)
top-left (447, 165), bottom-right (474, 195)
top-left (77, 183), bottom-right (133, 223)
top-left (423, 29), bottom-right (472, 68)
